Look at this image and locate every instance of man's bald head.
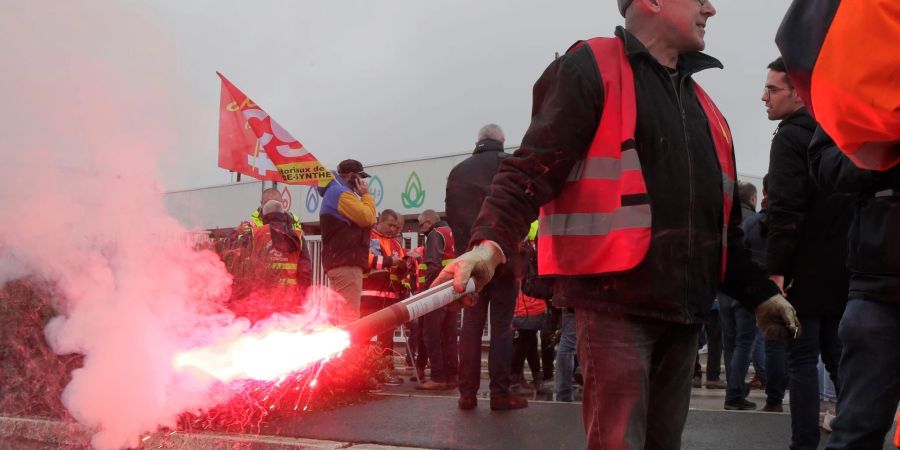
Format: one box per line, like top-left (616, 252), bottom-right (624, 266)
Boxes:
top-left (262, 199), bottom-right (285, 215)
top-left (417, 209), bottom-right (441, 234)
top-left (260, 188), bottom-right (283, 206)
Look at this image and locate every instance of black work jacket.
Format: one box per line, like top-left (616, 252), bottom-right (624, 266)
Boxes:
top-left (809, 129), bottom-right (900, 304)
top-left (422, 220), bottom-right (452, 287)
top-left (469, 27), bottom-right (778, 324)
top-left (446, 139), bottom-right (510, 258)
top-left (766, 109), bottom-right (853, 317)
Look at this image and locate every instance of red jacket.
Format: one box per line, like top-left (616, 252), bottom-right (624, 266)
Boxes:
top-left (515, 291), bottom-right (547, 318)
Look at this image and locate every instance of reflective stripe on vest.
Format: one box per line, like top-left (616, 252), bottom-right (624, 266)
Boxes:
top-left (361, 290), bottom-right (400, 299)
top-left (537, 37), bottom-right (735, 278)
top-left (252, 224), bottom-right (304, 286)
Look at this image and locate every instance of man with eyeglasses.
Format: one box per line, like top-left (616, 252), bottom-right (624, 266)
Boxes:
top-left (434, 0), bottom-right (799, 448)
top-left (763, 56), bottom-right (855, 450)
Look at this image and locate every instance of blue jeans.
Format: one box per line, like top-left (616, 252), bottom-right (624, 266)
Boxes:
top-left (554, 309), bottom-right (577, 402)
top-left (458, 269), bottom-right (517, 397)
top-left (720, 294), bottom-right (758, 403)
top-left (826, 300), bottom-right (900, 450)
top-left (576, 309), bottom-right (699, 450)
top-left (788, 315), bottom-right (842, 450)
top-left (752, 329), bottom-right (767, 381)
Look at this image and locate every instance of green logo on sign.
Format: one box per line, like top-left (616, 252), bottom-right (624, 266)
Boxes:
top-left (401, 171), bottom-right (426, 209)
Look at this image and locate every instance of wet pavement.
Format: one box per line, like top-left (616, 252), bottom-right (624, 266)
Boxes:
top-left (2, 351), bottom-right (895, 449)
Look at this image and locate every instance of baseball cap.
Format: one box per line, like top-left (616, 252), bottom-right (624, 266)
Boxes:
top-left (618, 0), bottom-right (632, 16)
top-left (337, 159), bottom-right (370, 178)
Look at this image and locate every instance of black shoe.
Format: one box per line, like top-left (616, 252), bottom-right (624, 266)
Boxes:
top-left (458, 396), bottom-right (477, 410)
top-left (761, 403), bottom-right (784, 413)
top-left (724, 399), bottom-right (757, 411)
top-left (490, 394), bottom-right (528, 410)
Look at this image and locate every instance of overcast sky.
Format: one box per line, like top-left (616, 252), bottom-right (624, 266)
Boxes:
top-left (4, 0), bottom-right (792, 191)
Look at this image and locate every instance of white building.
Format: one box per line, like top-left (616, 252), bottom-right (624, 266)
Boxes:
top-left (164, 150), bottom-right (764, 231)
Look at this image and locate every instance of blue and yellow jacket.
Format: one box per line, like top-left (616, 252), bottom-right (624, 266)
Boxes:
top-left (318, 173), bottom-right (376, 271)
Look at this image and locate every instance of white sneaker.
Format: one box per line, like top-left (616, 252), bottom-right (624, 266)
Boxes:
top-left (699, 345), bottom-right (709, 354)
top-left (822, 410), bottom-right (836, 432)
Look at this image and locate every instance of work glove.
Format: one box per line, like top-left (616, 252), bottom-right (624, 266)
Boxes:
top-left (755, 294), bottom-right (801, 341)
top-left (433, 242), bottom-right (506, 295)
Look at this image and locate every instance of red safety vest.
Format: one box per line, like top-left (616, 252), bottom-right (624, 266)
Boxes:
top-left (418, 226), bottom-right (455, 286)
top-left (537, 37), bottom-right (736, 278)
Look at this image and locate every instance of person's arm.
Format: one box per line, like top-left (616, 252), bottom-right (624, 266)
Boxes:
top-left (368, 242), bottom-right (395, 271)
top-left (337, 191), bottom-right (376, 227)
top-left (721, 155), bottom-right (782, 310)
top-left (808, 127), bottom-right (888, 193)
top-left (469, 44), bottom-right (604, 256)
top-left (766, 126), bottom-right (815, 284)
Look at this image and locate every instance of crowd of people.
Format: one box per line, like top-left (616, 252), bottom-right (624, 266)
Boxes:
top-left (221, 0), bottom-right (898, 448)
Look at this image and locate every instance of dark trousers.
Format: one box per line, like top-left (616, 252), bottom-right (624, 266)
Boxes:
top-left (826, 300), bottom-right (900, 450)
top-left (765, 338), bottom-right (788, 406)
top-left (512, 329), bottom-right (541, 381)
top-left (576, 309), bottom-right (699, 450)
top-left (720, 294), bottom-right (758, 403)
top-left (422, 306), bottom-right (459, 383)
top-left (694, 311), bottom-right (724, 381)
top-left (788, 315), bottom-right (842, 450)
top-left (540, 307), bottom-right (561, 379)
top-left (413, 318), bottom-right (428, 372)
top-left (458, 270), bottom-right (517, 397)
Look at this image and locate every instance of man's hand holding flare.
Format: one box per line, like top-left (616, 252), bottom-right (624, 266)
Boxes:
top-left (432, 241), bottom-right (506, 307)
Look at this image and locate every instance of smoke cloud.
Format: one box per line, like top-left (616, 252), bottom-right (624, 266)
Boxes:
top-left (0, 2), bottom-right (251, 448)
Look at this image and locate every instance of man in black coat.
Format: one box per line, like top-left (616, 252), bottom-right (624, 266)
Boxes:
top-left (808, 129), bottom-right (900, 450)
top-left (763, 57), bottom-right (854, 450)
top-left (445, 124), bottom-right (526, 411)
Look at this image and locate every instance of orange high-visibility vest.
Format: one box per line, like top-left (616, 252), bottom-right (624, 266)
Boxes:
top-left (537, 37), bottom-right (736, 277)
top-left (363, 229), bottom-right (407, 299)
top-left (251, 225), bottom-right (305, 286)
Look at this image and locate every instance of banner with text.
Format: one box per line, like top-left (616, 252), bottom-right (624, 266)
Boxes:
top-left (217, 72), bottom-right (335, 186)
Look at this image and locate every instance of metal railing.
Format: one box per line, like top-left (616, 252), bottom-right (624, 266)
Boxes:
top-left (305, 233), bottom-right (490, 343)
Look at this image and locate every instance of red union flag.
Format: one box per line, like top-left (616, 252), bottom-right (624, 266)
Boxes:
top-left (217, 72), bottom-right (335, 186)
top-left (217, 73), bottom-right (282, 181)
